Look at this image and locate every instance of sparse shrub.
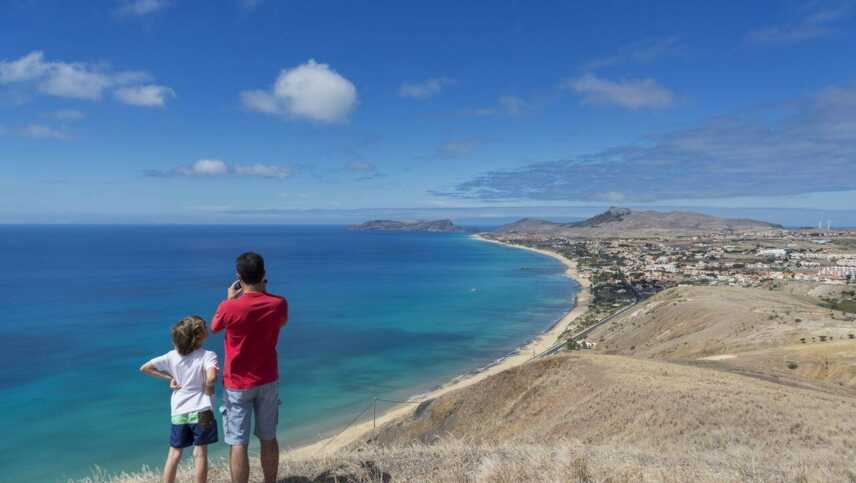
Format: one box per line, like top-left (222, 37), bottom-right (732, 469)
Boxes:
top-left (820, 336), bottom-right (828, 342)
top-left (572, 456), bottom-right (594, 483)
top-left (787, 361), bottom-right (799, 370)
top-left (800, 338), bottom-right (806, 344)
top-left (795, 318), bottom-right (802, 323)
top-left (849, 334), bottom-right (855, 339)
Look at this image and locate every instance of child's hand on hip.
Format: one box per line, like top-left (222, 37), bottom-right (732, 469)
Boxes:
top-left (169, 378), bottom-right (181, 391)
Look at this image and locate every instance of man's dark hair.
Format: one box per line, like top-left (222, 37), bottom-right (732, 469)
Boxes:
top-left (236, 252), bottom-right (266, 284)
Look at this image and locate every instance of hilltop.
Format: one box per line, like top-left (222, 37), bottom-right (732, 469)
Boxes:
top-left (348, 219), bottom-right (465, 232)
top-left (495, 206), bottom-right (781, 237)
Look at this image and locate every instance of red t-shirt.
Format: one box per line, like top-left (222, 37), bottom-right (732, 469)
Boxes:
top-left (211, 291), bottom-right (288, 390)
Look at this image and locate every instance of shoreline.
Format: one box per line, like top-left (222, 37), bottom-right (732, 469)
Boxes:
top-left (288, 234), bottom-right (591, 458)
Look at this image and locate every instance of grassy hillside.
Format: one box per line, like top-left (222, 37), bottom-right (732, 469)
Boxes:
top-left (585, 283), bottom-right (856, 392)
top-left (588, 284), bottom-right (856, 360)
top-left (102, 437), bottom-right (837, 483)
top-left (367, 353), bottom-right (856, 481)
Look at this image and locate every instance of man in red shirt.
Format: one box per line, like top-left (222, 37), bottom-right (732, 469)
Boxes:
top-left (212, 252), bottom-right (287, 483)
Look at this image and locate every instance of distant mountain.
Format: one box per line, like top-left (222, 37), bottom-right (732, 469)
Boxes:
top-left (575, 206), bottom-right (631, 227)
top-left (493, 218), bottom-right (564, 234)
top-left (348, 219), bottom-right (465, 232)
top-left (494, 207), bottom-right (781, 237)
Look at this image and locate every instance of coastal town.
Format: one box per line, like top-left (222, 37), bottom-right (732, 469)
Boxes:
top-left (482, 225), bottom-right (856, 334)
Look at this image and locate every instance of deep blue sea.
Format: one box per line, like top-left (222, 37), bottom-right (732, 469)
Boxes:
top-left (0, 225), bottom-right (576, 482)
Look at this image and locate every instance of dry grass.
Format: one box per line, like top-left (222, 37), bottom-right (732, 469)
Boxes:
top-left (89, 438), bottom-right (852, 483)
top-left (92, 439), bottom-right (854, 483)
top-left (691, 339), bottom-right (856, 390)
top-left (368, 353), bottom-right (856, 481)
top-left (588, 284), bottom-right (856, 360)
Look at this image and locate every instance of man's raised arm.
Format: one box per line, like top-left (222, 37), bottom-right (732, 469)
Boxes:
top-left (212, 281), bottom-right (242, 332)
top-left (280, 299), bottom-right (289, 327)
top-left (211, 300), bottom-right (232, 333)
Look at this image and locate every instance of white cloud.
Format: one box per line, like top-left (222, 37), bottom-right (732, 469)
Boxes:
top-left (234, 163), bottom-right (291, 178)
top-left (398, 77), bottom-right (455, 99)
top-left (446, 82), bottom-right (856, 203)
top-left (116, 0), bottom-right (171, 17)
top-left (38, 63), bottom-right (114, 99)
top-left (437, 138), bottom-right (482, 159)
top-left (240, 90), bottom-right (281, 115)
top-left (115, 84), bottom-right (176, 107)
top-left (567, 73), bottom-right (674, 110)
top-left (148, 159), bottom-right (293, 179)
top-left (47, 109), bottom-right (85, 121)
top-left (747, 2), bottom-right (852, 45)
top-left (20, 123), bottom-right (69, 140)
top-left (0, 51), bottom-right (50, 82)
top-left (180, 159), bottom-right (229, 176)
top-left (241, 59), bottom-right (357, 123)
top-left (0, 51), bottom-right (171, 105)
top-left (582, 37), bottom-right (681, 72)
top-left (469, 95), bottom-right (528, 116)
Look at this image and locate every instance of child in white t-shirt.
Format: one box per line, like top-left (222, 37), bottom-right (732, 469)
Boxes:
top-left (140, 315), bottom-right (219, 483)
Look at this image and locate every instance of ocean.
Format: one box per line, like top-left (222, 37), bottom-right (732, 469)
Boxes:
top-left (0, 225), bottom-right (576, 482)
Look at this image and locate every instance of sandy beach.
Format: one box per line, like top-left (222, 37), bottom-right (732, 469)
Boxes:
top-left (289, 235), bottom-right (591, 458)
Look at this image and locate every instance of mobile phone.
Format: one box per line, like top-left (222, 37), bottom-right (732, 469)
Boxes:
top-left (232, 280), bottom-right (243, 290)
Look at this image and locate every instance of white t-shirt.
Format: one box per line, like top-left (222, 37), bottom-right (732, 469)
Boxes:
top-left (148, 348), bottom-right (219, 416)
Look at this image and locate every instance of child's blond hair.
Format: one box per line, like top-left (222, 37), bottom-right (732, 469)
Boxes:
top-left (171, 315), bottom-right (207, 355)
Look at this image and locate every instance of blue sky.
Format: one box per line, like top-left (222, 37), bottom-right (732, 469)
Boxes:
top-left (1, 0), bottom-right (855, 224)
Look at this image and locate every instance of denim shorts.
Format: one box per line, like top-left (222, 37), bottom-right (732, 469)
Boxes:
top-left (169, 409), bottom-right (218, 448)
top-left (220, 381), bottom-right (280, 445)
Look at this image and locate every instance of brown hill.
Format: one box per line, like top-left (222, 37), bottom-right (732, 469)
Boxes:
top-left (358, 283), bottom-right (856, 481)
top-left (589, 284), bottom-right (852, 360)
top-left (586, 283), bottom-right (856, 393)
top-left (367, 352), bottom-right (856, 481)
top-left (495, 207), bottom-right (781, 237)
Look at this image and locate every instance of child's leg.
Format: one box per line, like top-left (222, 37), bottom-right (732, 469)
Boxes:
top-left (163, 447), bottom-right (182, 483)
top-left (193, 445), bottom-right (208, 483)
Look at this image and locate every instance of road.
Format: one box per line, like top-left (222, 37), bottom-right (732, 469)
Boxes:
top-left (535, 284), bottom-right (640, 359)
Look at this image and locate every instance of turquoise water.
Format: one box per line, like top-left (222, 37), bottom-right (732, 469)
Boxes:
top-left (0, 225), bottom-right (576, 482)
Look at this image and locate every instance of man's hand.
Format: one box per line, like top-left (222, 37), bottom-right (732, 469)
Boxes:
top-left (169, 378), bottom-right (181, 391)
top-left (227, 280), bottom-right (243, 300)
top-left (204, 383), bottom-right (215, 396)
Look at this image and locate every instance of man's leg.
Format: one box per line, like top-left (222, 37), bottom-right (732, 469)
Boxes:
top-left (259, 438), bottom-right (279, 483)
top-left (192, 445), bottom-right (208, 483)
top-left (222, 388), bottom-right (253, 483)
top-left (162, 447), bottom-right (182, 483)
top-left (254, 382), bottom-right (281, 483)
top-left (229, 445), bottom-right (250, 483)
